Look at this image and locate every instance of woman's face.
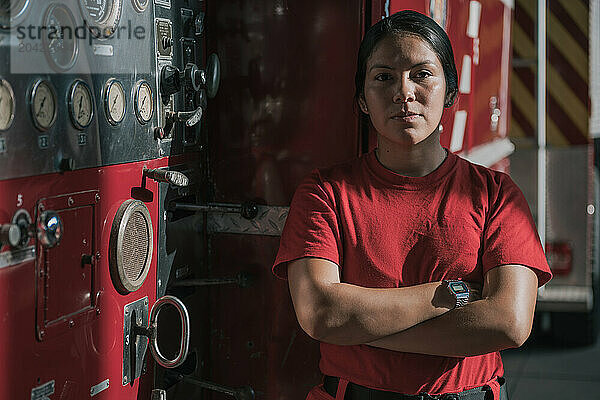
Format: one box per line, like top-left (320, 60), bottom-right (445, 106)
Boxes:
top-left (359, 34), bottom-right (447, 147)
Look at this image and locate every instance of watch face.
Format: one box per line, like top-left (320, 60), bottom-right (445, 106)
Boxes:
top-left (450, 282), bottom-right (468, 294)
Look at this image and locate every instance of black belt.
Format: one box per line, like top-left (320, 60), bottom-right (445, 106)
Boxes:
top-left (323, 376), bottom-right (496, 400)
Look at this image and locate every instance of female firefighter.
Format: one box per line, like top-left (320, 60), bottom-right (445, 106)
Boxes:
top-left (272, 10), bottom-right (551, 400)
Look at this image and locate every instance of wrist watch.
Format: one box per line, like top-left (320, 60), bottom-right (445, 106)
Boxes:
top-left (444, 280), bottom-right (469, 308)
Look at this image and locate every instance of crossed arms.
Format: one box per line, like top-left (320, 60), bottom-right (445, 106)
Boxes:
top-left (287, 257), bottom-right (538, 357)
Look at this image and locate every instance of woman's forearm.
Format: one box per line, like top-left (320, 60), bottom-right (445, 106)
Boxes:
top-left (306, 281), bottom-right (455, 345)
top-left (365, 266), bottom-right (539, 357)
top-left (365, 298), bottom-right (521, 356)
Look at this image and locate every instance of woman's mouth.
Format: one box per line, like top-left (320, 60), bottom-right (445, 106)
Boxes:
top-left (391, 112), bottom-right (421, 122)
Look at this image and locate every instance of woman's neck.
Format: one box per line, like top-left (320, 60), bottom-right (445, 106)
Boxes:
top-left (375, 131), bottom-right (447, 177)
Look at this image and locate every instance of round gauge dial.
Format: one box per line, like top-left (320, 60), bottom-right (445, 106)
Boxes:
top-left (80, 0), bottom-right (122, 38)
top-left (43, 3), bottom-right (78, 72)
top-left (0, 79), bottom-right (15, 131)
top-left (0, 0), bottom-right (30, 30)
top-left (68, 80), bottom-right (94, 130)
top-left (134, 81), bottom-right (153, 124)
top-left (30, 80), bottom-right (57, 131)
top-left (104, 79), bottom-right (126, 125)
top-left (131, 0), bottom-right (149, 13)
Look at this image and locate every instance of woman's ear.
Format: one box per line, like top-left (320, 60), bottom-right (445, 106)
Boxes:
top-left (444, 90), bottom-right (458, 108)
top-left (358, 96), bottom-right (369, 114)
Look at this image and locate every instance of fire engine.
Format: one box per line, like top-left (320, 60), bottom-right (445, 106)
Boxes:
top-left (0, 0), bottom-right (596, 399)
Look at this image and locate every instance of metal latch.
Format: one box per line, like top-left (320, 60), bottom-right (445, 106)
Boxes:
top-left (123, 296), bottom-right (190, 385)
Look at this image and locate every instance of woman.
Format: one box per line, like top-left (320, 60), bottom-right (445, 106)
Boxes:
top-left (272, 10), bottom-right (551, 400)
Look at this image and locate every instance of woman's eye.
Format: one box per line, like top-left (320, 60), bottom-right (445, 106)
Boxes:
top-left (374, 73), bottom-right (392, 81)
top-left (414, 71), bottom-right (432, 80)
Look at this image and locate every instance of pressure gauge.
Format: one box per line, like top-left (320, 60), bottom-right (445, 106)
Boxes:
top-left (131, 0), bottom-right (149, 13)
top-left (134, 80), bottom-right (153, 124)
top-left (30, 80), bottom-right (57, 131)
top-left (0, 79), bottom-right (15, 131)
top-left (43, 3), bottom-right (78, 71)
top-left (103, 78), bottom-right (126, 125)
top-left (0, 0), bottom-right (30, 30)
top-left (68, 80), bottom-right (94, 130)
top-left (79, 0), bottom-right (122, 38)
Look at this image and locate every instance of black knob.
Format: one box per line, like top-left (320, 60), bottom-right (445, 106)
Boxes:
top-left (59, 158), bottom-right (75, 172)
top-left (241, 202), bottom-right (258, 220)
top-left (160, 65), bottom-right (182, 98)
top-left (205, 53), bottom-right (221, 99)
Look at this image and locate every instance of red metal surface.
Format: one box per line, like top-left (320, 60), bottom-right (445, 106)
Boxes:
top-left (0, 158), bottom-right (174, 399)
top-left (387, 0), bottom-right (511, 155)
top-left (205, 2), bottom-right (364, 399)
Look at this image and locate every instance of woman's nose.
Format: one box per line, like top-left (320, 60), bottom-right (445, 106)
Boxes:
top-left (392, 76), bottom-right (415, 104)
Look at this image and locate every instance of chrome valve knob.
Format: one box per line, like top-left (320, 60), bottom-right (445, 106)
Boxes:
top-left (36, 211), bottom-right (63, 248)
top-left (0, 224), bottom-right (21, 247)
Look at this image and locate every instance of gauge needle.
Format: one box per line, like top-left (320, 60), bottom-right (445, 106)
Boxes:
top-left (141, 96), bottom-right (147, 109)
top-left (111, 95), bottom-right (118, 113)
top-left (37, 96), bottom-right (47, 116)
top-left (77, 96), bottom-right (84, 119)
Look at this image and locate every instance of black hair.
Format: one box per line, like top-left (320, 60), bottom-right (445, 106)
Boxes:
top-left (355, 10), bottom-right (458, 109)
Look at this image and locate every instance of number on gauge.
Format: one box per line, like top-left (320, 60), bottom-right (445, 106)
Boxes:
top-left (104, 79), bottom-right (126, 125)
top-left (0, 79), bottom-right (15, 131)
top-left (134, 81), bottom-right (153, 124)
top-left (30, 80), bottom-right (57, 131)
top-left (69, 80), bottom-right (94, 130)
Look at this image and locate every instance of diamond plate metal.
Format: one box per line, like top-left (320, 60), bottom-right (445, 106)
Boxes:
top-left (207, 206), bottom-right (289, 236)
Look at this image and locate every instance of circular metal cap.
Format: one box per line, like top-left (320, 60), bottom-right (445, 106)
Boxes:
top-left (109, 199), bottom-right (153, 294)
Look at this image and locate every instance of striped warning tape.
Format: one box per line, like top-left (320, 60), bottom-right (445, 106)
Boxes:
top-left (511, 0), bottom-right (590, 146)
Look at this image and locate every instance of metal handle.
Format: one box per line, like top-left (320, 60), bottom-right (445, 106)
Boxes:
top-left (144, 168), bottom-right (190, 187)
top-left (149, 295), bottom-right (190, 369)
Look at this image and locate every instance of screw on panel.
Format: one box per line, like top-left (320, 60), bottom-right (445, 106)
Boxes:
top-left (69, 320), bottom-right (75, 328)
top-left (123, 377), bottom-right (128, 385)
top-left (95, 193), bottom-right (101, 202)
top-left (144, 299), bottom-right (148, 305)
top-left (96, 308), bottom-right (101, 315)
top-left (96, 252), bottom-right (101, 260)
top-left (68, 197), bottom-right (74, 206)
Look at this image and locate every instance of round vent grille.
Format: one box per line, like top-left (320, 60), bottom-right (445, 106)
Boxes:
top-left (109, 199), bottom-right (153, 294)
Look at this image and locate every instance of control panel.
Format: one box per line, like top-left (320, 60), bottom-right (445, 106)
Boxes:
top-left (0, 0), bottom-right (218, 180)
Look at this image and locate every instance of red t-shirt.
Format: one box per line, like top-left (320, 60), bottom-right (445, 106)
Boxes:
top-left (273, 149), bottom-right (552, 397)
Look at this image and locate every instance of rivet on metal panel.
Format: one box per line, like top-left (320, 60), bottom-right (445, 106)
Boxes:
top-left (69, 320), bottom-right (74, 328)
top-left (96, 252), bottom-right (101, 260)
top-left (123, 377), bottom-right (128, 385)
top-left (158, 279), bottom-right (162, 287)
top-left (587, 204), bottom-right (595, 215)
top-left (39, 330), bottom-right (45, 339)
top-left (96, 308), bottom-right (101, 315)
top-left (144, 298), bottom-right (148, 306)
top-left (95, 193), bottom-right (101, 202)
top-left (67, 197), bottom-right (74, 206)
top-left (125, 308), bottom-right (129, 315)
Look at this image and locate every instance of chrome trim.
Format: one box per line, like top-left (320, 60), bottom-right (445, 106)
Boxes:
top-left (0, 245), bottom-right (35, 269)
